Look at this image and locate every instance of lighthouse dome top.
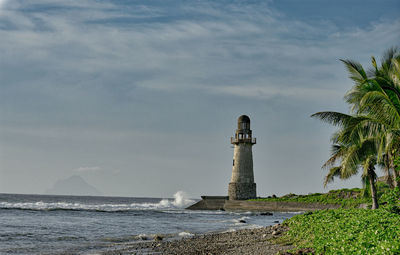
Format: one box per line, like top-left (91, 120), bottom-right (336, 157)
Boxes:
top-left (238, 115), bottom-right (250, 123)
top-left (237, 115), bottom-right (251, 130)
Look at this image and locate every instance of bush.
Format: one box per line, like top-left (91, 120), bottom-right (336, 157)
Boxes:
top-left (380, 187), bottom-right (400, 214)
top-left (251, 188), bottom-right (369, 207)
top-left (280, 209), bottom-right (400, 254)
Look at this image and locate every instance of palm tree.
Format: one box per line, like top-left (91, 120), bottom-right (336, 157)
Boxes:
top-left (321, 128), bottom-right (379, 209)
top-left (340, 48), bottom-right (400, 187)
top-left (312, 48), bottom-right (400, 208)
top-left (315, 48), bottom-right (400, 188)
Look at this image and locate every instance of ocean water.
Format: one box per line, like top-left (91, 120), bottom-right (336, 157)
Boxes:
top-left (0, 192), bottom-right (298, 255)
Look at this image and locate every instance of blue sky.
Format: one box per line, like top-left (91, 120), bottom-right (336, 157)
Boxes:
top-left (0, 0), bottom-right (399, 197)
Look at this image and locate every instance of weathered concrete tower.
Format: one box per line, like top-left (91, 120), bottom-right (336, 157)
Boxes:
top-left (228, 115), bottom-right (257, 200)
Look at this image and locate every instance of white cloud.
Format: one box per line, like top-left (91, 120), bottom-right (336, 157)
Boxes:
top-left (0, 0), bottom-right (7, 7)
top-left (211, 84), bottom-right (343, 101)
top-left (0, 1), bottom-right (398, 104)
top-left (0, 0), bottom-right (8, 15)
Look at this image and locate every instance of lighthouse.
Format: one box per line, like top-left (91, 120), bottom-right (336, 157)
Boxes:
top-left (228, 115), bottom-right (257, 200)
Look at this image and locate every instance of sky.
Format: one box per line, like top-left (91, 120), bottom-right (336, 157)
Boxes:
top-left (0, 0), bottom-right (399, 198)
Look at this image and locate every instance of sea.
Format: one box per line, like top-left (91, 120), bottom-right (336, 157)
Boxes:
top-left (0, 191), bottom-right (298, 255)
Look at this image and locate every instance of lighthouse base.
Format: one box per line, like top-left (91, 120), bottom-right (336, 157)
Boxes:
top-left (228, 182), bottom-right (256, 200)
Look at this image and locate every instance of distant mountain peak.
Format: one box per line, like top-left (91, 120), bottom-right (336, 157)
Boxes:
top-left (45, 175), bottom-right (102, 196)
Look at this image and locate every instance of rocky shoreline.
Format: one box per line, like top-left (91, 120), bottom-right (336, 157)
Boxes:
top-left (101, 224), bottom-right (294, 255)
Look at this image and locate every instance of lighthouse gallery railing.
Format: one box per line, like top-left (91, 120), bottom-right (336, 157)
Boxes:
top-left (230, 137), bottom-right (256, 144)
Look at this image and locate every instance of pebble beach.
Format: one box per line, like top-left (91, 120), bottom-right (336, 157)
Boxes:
top-left (101, 224), bottom-right (293, 255)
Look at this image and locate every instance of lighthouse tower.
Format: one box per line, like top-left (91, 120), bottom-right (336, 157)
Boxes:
top-left (228, 115), bottom-right (257, 200)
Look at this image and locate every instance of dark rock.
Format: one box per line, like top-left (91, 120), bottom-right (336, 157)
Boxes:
top-left (154, 235), bottom-right (163, 241)
top-left (282, 193), bottom-right (297, 198)
top-left (281, 248), bottom-right (315, 254)
top-left (272, 223), bottom-right (280, 230)
top-left (274, 220), bottom-right (279, 223)
top-left (296, 248), bottom-right (315, 255)
top-left (219, 208), bottom-right (225, 211)
top-left (272, 230), bottom-right (280, 236)
top-left (239, 220), bottom-right (246, 223)
top-left (272, 194), bottom-right (277, 198)
top-left (260, 212), bottom-right (273, 216)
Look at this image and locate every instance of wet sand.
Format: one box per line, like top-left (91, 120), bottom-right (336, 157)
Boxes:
top-left (101, 224), bottom-right (293, 255)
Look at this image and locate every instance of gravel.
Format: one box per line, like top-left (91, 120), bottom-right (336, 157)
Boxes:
top-left (101, 224), bottom-right (293, 255)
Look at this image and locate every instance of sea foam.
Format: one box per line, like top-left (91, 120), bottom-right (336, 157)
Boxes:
top-left (178, 231), bottom-right (194, 237)
top-left (0, 191), bottom-right (195, 212)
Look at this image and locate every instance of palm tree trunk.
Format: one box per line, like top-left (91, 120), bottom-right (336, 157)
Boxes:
top-left (383, 154), bottom-right (394, 188)
top-left (368, 170), bottom-right (379, 209)
top-left (388, 152), bottom-right (399, 188)
top-left (392, 168), bottom-right (399, 188)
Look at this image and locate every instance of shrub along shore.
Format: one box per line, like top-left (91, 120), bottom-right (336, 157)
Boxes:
top-left (253, 185), bottom-right (400, 254)
top-left (278, 208), bottom-right (400, 254)
top-left (251, 187), bottom-right (371, 208)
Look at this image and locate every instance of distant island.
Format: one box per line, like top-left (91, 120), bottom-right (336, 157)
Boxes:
top-left (45, 175), bottom-right (102, 196)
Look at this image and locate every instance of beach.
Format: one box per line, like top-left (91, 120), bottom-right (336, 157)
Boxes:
top-left (101, 224), bottom-right (293, 255)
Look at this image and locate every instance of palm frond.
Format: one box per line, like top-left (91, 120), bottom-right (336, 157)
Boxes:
top-left (381, 47), bottom-right (399, 70)
top-left (324, 167), bottom-right (342, 187)
top-left (340, 59), bottom-right (368, 83)
top-left (390, 58), bottom-right (400, 93)
top-left (360, 91), bottom-right (400, 127)
top-left (311, 111), bottom-right (356, 127)
top-left (340, 145), bottom-right (360, 179)
top-left (322, 144), bottom-right (346, 169)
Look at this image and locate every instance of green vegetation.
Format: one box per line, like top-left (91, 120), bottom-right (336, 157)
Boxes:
top-left (311, 47), bottom-right (400, 209)
top-left (251, 184), bottom-right (393, 207)
top-left (251, 188), bottom-right (369, 207)
top-left (273, 187), bottom-right (400, 254)
top-left (280, 208), bottom-right (400, 254)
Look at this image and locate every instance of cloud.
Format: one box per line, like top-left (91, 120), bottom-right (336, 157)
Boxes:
top-left (74, 166), bottom-right (102, 172)
top-left (0, 0), bottom-right (7, 7)
top-left (211, 85), bottom-right (343, 101)
top-left (0, 0), bottom-right (398, 108)
top-left (0, 0), bottom-right (8, 15)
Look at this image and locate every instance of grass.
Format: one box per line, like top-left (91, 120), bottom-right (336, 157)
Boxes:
top-left (279, 208), bottom-right (400, 254)
top-left (275, 187), bottom-right (400, 254)
top-left (250, 188), bottom-right (370, 207)
top-left (251, 184), bottom-right (392, 207)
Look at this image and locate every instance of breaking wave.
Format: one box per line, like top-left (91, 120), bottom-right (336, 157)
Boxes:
top-left (178, 231), bottom-right (195, 237)
top-left (0, 191), bottom-right (195, 212)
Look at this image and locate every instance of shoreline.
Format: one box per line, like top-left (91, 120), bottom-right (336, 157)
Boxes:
top-left (100, 224), bottom-right (293, 255)
top-left (187, 197), bottom-right (348, 212)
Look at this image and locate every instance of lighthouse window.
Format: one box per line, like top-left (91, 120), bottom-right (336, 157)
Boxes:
top-left (233, 159), bottom-right (235, 166)
top-left (239, 134), bottom-right (243, 139)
